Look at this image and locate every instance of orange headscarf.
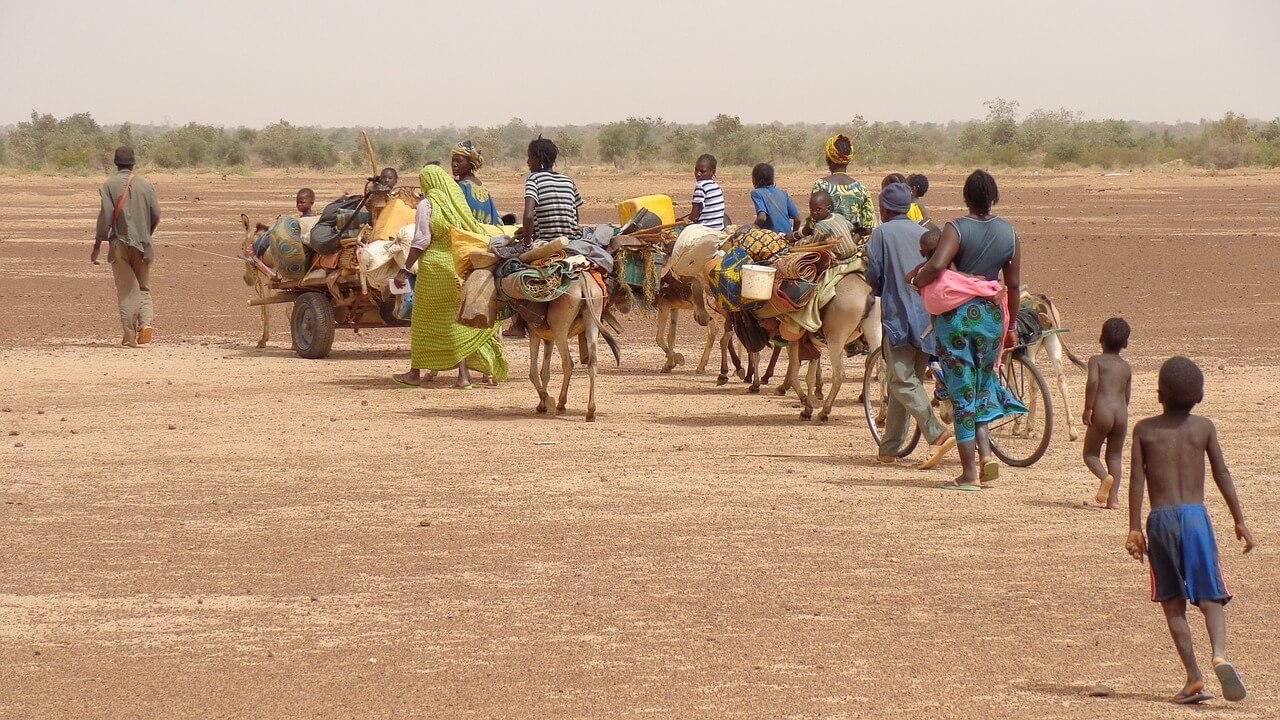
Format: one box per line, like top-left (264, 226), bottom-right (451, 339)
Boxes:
top-left (825, 134), bottom-right (853, 166)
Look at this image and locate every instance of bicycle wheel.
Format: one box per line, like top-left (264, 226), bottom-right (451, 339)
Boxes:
top-left (862, 350), bottom-right (922, 457)
top-left (989, 352), bottom-right (1053, 467)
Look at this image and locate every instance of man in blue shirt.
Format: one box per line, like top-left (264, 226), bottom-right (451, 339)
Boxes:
top-left (865, 182), bottom-right (954, 467)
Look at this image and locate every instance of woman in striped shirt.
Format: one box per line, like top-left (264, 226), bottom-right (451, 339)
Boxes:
top-left (521, 137), bottom-right (583, 243)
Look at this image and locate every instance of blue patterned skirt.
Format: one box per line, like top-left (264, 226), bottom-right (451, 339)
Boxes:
top-left (934, 298), bottom-right (1027, 443)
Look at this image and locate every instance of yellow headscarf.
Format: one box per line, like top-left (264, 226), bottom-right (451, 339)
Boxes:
top-left (451, 140), bottom-right (484, 171)
top-left (419, 164), bottom-right (483, 236)
top-left (825, 134), bottom-right (853, 166)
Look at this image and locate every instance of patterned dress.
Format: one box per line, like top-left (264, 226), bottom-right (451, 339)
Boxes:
top-left (459, 180), bottom-right (501, 225)
top-left (812, 177), bottom-right (877, 232)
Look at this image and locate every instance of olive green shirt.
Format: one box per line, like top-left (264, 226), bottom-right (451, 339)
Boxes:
top-left (95, 169), bottom-right (161, 262)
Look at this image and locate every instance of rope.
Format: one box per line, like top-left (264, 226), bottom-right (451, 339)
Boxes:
top-left (162, 241), bottom-right (246, 263)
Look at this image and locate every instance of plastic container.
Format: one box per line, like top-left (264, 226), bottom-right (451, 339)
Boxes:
top-left (617, 195), bottom-right (676, 227)
top-left (740, 264), bottom-right (777, 301)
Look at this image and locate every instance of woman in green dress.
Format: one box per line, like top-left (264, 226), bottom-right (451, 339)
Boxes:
top-left (391, 165), bottom-right (507, 389)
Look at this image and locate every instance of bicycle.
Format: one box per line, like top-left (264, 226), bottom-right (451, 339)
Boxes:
top-left (863, 340), bottom-right (1054, 466)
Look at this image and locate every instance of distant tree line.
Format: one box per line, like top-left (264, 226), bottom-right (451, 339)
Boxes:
top-left (3, 100), bottom-right (1279, 173)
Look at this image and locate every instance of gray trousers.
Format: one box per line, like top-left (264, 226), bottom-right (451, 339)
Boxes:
top-left (879, 341), bottom-right (947, 455)
top-left (110, 241), bottom-right (153, 346)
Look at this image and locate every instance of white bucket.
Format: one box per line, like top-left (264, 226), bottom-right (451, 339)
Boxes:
top-left (740, 264), bottom-right (776, 301)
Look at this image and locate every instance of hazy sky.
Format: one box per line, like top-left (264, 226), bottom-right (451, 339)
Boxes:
top-left (2, 0), bottom-right (1277, 129)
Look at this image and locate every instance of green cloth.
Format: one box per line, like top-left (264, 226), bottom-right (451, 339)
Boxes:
top-left (96, 169), bottom-right (161, 262)
top-left (410, 166), bottom-right (508, 379)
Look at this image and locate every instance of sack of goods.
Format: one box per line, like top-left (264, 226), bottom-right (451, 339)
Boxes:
top-left (457, 269), bottom-right (500, 329)
top-left (309, 195), bottom-right (365, 254)
top-left (265, 216), bottom-right (309, 280)
top-left (360, 223), bottom-right (414, 288)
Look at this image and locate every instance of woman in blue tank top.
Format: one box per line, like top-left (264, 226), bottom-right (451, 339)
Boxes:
top-left (912, 170), bottom-right (1027, 490)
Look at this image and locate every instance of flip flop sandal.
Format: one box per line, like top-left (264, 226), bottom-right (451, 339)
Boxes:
top-left (1214, 661), bottom-right (1247, 702)
top-left (1172, 688), bottom-right (1213, 705)
top-left (919, 436), bottom-right (957, 470)
top-left (982, 460), bottom-right (1001, 483)
top-left (391, 375), bottom-right (422, 389)
top-left (941, 481), bottom-right (981, 492)
top-left (454, 384), bottom-right (474, 391)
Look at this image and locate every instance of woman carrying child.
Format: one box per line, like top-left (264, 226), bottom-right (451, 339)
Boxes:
top-left (909, 169), bottom-right (1026, 490)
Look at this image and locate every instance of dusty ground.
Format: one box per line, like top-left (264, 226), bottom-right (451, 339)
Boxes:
top-left (0, 168), bottom-right (1278, 718)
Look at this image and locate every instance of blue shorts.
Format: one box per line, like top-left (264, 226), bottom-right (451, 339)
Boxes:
top-left (1147, 504), bottom-right (1232, 606)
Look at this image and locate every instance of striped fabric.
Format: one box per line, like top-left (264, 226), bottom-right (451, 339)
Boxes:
top-left (524, 171), bottom-right (583, 242)
top-left (692, 179), bottom-right (726, 230)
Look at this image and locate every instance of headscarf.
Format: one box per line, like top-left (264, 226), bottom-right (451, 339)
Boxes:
top-left (419, 164), bottom-right (483, 236)
top-left (825, 134), bottom-right (853, 166)
top-left (451, 140), bottom-right (484, 171)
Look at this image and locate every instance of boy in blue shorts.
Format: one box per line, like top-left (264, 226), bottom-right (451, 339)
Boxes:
top-left (1127, 356), bottom-right (1254, 704)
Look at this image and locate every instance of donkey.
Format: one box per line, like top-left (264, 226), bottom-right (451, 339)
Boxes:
top-left (654, 275), bottom-right (741, 377)
top-left (784, 273), bottom-right (879, 421)
top-left (239, 214), bottom-right (288, 349)
top-left (1025, 292), bottom-right (1088, 442)
top-left (522, 276), bottom-right (621, 422)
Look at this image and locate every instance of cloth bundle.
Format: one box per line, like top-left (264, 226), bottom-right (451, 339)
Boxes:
top-left (706, 246), bottom-right (753, 313)
top-left (458, 268), bottom-right (500, 329)
top-left (728, 227), bottom-right (790, 263)
top-left (360, 223), bottom-right (414, 288)
top-left (778, 256), bottom-right (867, 341)
top-left (666, 224), bottom-right (727, 279)
top-left (265, 216), bottom-right (308, 280)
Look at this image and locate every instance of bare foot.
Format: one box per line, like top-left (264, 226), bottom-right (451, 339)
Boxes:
top-left (1095, 474), bottom-right (1116, 506)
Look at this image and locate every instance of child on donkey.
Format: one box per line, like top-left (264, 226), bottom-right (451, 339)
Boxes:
top-left (1083, 318), bottom-right (1132, 508)
top-left (1126, 356), bottom-right (1254, 705)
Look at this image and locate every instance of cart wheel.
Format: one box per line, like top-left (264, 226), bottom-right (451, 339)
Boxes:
top-left (291, 292), bottom-right (336, 359)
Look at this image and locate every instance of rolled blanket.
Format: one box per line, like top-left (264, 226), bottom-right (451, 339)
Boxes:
top-left (498, 261), bottom-right (574, 303)
top-left (520, 237), bottom-right (570, 263)
top-left (265, 217), bottom-right (308, 280)
top-left (771, 251), bottom-right (832, 282)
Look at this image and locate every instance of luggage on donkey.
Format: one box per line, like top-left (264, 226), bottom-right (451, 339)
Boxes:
top-left (458, 268), bottom-right (501, 329)
top-left (309, 195), bottom-right (365, 254)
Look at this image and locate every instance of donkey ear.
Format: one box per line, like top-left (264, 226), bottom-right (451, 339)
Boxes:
top-left (241, 213), bottom-right (250, 229)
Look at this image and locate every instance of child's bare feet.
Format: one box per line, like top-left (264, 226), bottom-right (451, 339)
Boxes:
top-left (1095, 474), bottom-right (1115, 506)
top-left (1213, 658), bottom-right (1246, 702)
top-left (1172, 679), bottom-right (1212, 704)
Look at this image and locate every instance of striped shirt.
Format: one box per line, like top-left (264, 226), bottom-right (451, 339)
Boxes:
top-left (691, 178), bottom-right (726, 230)
top-left (524, 171), bottom-right (583, 242)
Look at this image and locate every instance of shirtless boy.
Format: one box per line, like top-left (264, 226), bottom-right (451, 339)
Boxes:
top-left (1127, 356), bottom-right (1254, 704)
top-left (1083, 318), bottom-right (1132, 508)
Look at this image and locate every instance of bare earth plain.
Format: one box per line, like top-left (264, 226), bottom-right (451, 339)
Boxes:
top-left (0, 168), bottom-right (1278, 719)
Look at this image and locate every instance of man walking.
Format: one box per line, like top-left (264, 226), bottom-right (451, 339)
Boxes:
top-left (93, 147), bottom-right (160, 347)
top-left (865, 182), bottom-right (954, 467)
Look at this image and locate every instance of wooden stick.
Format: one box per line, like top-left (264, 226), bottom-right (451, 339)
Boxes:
top-left (249, 294), bottom-right (300, 306)
top-left (362, 131), bottom-right (378, 177)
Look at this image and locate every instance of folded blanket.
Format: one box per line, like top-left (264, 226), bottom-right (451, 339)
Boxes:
top-left (779, 256), bottom-right (867, 340)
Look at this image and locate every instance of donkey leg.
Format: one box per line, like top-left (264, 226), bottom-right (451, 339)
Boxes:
top-left (819, 349), bottom-right (845, 422)
top-left (555, 334), bottom-right (575, 414)
top-left (1044, 337), bottom-right (1078, 441)
top-left (787, 344), bottom-right (812, 419)
top-left (748, 351), bottom-right (763, 393)
top-left (717, 327), bottom-right (731, 386)
top-left (530, 336), bottom-right (549, 414)
top-left (656, 304), bottom-right (675, 372)
top-left (667, 310), bottom-right (684, 369)
top-left (760, 345), bottom-right (782, 385)
top-left (697, 316), bottom-right (716, 374)
top-left (584, 322), bottom-right (600, 422)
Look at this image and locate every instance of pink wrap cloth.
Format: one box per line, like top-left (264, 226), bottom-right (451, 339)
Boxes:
top-left (920, 269), bottom-right (1013, 367)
